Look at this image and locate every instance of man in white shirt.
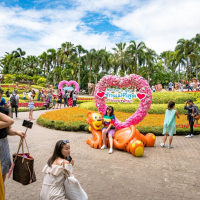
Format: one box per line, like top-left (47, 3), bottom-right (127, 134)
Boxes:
top-left (23, 90), bottom-right (27, 100)
top-left (188, 81), bottom-right (193, 91)
top-left (10, 90), bottom-right (19, 118)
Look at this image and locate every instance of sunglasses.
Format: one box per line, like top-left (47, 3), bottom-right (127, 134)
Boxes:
top-left (107, 108), bottom-right (112, 111)
top-left (62, 140), bottom-right (70, 144)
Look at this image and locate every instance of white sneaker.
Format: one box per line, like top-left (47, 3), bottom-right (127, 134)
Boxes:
top-left (191, 134), bottom-right (194, 137)
top-left (101, 145), bottom-right (107, 150)
top-left (108, 148), bottom-right (113, 154)
top-left (160, 143), bottom-right (165, 147)
top-left (185, 135), bottom-right (192, 138)
top-left (168, 145), bottom-right (173, 148)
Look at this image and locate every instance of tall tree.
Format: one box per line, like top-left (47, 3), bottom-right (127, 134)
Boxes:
top-left (75, 45), bottom-right (87, 86)
top-left (127, 41), bottom-right (146, 74)
top-left (112, 42), bottom-right (128, 76)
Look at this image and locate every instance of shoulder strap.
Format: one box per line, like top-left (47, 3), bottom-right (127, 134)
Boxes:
top-left (60, 159), bottom-right (64, 166)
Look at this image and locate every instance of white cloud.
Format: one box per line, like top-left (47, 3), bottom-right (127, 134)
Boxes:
top-left (0, 4), bottom-right (116, 56)
top-left (0, 0), bottom-right (200, 58)
top-left (111, 0), bottom-right (200, 53)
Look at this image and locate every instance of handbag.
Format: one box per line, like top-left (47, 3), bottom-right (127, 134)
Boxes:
top-left (192, 107), bottom-right (200, 120)
top-left (12, 138), bottom-right (36, 185)
top-left (65, 176), bottom-right (88, 200)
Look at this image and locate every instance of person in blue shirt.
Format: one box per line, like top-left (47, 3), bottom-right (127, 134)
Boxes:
top-left (0, 89), bottom-right (8, 107)
top-left (168, 81), bottom-right (173, 91)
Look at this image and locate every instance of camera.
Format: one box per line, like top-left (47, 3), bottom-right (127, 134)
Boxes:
top-left (22, 120), bottom-right (33, 129)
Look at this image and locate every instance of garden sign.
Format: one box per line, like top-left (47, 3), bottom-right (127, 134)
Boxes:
top-left (104, 88), bottom-right (146, 103)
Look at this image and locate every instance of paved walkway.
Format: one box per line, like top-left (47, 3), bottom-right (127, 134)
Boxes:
top-left (5, 110), bottom-right (200, 200)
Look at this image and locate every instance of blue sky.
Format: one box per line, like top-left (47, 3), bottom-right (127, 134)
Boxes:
top-left (0, 0), bottom-right (200, 56)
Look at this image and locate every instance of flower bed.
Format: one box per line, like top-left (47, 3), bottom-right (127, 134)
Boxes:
top-left (37, 107), bottom-right (200, 135)
top-left (18, 102), bottom-right (44, 107)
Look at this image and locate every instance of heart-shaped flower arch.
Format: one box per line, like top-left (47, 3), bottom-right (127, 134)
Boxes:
top-left (94, 74), bottom-right (152, 130)
top-left (58, 80), bottom-right (79, 95)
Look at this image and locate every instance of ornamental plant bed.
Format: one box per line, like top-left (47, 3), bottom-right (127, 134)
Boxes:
top-left (77, 92), bottom-right (196, 104)
top-left (36, 107), bottom-right (200, 135)
top-left (80, 102), bottom-right (200, 115)
top-left (18, 102), bottom-right (44, 107)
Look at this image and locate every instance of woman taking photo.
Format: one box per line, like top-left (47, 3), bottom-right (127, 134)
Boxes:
top-left (0, 110), bottom-right (25, 198)
top-left (40, 140), bottom-right (87, 200)
top-left (101, 106), bottom-right (116, 154)
top-left (0, 112), bottom-right (14, 200)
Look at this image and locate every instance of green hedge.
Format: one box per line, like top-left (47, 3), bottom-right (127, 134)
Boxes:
top-left (79, 102), bottom-right (200, 115)
top-left (77, 92), bottom-right (196, 104)
top-left (151, 92), bottom-right (196, 104)
top-left (31, 85), bottom-right (45, 90)
top-left (37, 116), bottom-right (200, 136)
top-left (18, 107), bottom-right (45, 112)
top-left (37, 117), bottom-right (89, 132)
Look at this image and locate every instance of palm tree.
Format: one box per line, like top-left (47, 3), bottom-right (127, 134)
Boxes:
top-left (75, 45), bottom-right (87, 86)
top-left (47, 48), bottom-right (57, 85)
top-left (86, 49), bottom-right (96, 83)
top-left (0, 52), bottom-right (14, 74)
top-left (39, 51), bottom-right (51, 82)
top-left (24, 56), bottom-right (39, 76)
top-left (166, 51), bottom-right (178, 84)
top-left (112, 42), bottom-right (128, 76)
top-left (98, 49), bottom-right (112, 77)
top-left (127, 41), bottom-right (146, 74)
top-left (59, 42), bottom-right (76, 63)
top-left (12, 48), bottom-right (26, 60)
top-left (175, 39), bottom-right (195, 80)
top-left (145, 48), bottom-right (157, 81)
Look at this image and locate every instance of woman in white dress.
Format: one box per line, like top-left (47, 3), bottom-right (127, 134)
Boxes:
top-left (40, 140), bottom-right (88, 200)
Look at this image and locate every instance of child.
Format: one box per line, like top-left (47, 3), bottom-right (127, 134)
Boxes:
top-left (52, 97), bottom-right (56, 109)
top-left (101, 106), bottom-right (116, 154)
top-left (160, 101), bottom-right (179, 148)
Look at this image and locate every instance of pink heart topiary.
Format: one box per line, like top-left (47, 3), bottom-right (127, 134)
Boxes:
top-left (94, 74), bottom-right (152, 130)
top-left (58, 80), bottom-right (79, 95)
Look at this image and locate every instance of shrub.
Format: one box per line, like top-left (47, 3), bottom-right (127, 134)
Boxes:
top-left (31, 85), bottom-right (45, 90)
top-left (79, 102), bottom-right (200, 114)
top-left (37, 77), bottom-right (47, 87)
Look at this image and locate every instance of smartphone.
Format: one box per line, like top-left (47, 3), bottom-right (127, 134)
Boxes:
top-left (66, 156), bottom-right (72, 163)
top-left (22, 120), bottom-right (33, 129)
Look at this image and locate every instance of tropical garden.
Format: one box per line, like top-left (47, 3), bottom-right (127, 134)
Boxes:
top-left (1, 33), bottom-right (200, 88)
top-left (1, 33), bottom-right (200, 135)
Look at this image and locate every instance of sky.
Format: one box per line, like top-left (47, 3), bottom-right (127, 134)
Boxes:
top-left (0, 0), bottom-right (200, 56)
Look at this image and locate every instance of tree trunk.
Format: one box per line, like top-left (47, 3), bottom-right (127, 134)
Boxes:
top-left (78, 56), bottom-right (81, 85)
top-left (146, 64), bottom-right (148, 79)
top-left (189, 59), bottom-right (192, 81)
top-left (173, 65), bottom-right (176, 85)
top-left (186, 58), bottom-right (189, 81)
top-left (196, 69), bottom-right (198, 79)
top-left (178, 63), bottom-right (180, 81)
top-left (102, 64), bottom-right (104, 77)
top-left (135, 53), bottom-right (137, 74)
top-left (89, 63), bottom-right (92, 83)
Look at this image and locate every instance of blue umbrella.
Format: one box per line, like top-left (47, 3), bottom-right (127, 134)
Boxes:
top-left (63, 86), bottom-right (74, 91)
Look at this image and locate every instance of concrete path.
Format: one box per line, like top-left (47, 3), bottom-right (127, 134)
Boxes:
top-left (5, 110), bottom-right (200, 200)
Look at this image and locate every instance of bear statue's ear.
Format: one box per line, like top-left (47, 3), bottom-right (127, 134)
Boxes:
top-left (99, 111), bottom-right (103, 118)
top-left (87, 111), bottom-right (92, 118)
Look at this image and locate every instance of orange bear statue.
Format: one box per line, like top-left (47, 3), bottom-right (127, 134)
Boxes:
top-left (86, 112), bottom-right (156, 157)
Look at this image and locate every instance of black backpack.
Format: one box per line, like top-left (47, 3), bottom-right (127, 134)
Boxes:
top-left (10, 94), bottom-right (17, 106)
